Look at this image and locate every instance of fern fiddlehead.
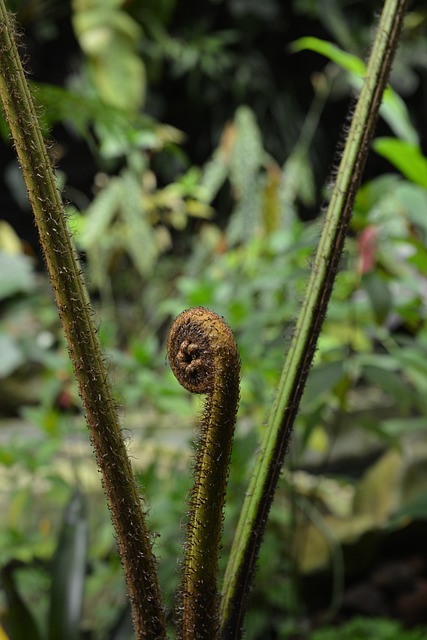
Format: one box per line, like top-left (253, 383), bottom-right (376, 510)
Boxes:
top-left (167, 307), bottom-right (240, 640)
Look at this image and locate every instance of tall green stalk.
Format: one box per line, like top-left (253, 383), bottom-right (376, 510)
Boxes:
top-left (0, 5), bottom-right (166, 639)
top-left (220, 0), bottom-right (409, 637)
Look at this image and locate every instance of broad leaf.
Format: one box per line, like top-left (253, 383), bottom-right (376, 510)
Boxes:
top-left (291, 36), bottom-right (419, 144)
top-left (372, 138), bottom-right (427, 188)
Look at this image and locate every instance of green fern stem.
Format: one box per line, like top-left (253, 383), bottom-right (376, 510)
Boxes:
top-left (167, 308), bottom-right (240, 640)
top-left (0, 6), bottom-right (166, 639)
top-left (220, 0), bottom-right (409, 637)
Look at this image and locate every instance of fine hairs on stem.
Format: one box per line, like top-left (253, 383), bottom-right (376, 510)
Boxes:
top-left (0, 0), bottom-right (409, 637)
top-left (220, 1), bottom-right (410, 637)
top-left (0, 4), bottom-right (166, 638)
top-left (167, 307), bottom-right (240, 640)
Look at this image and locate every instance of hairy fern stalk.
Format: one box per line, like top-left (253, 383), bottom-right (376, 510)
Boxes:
top-left (0, 0), bottom-right (409, 639)
top-left (168, 307), bottom-right (240, 640)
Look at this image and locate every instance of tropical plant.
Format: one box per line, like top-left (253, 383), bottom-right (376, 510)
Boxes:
top-left (0, 0), bottom-right (412, 639)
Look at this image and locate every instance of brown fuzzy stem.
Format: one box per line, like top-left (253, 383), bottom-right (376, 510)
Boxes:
top-left (0, 5), bottom-right (166, 638)
top-left (167, 308), bottom-right (240, 640)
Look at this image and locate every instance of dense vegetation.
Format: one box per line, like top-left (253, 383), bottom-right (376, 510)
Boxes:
top-left (1, 1), bottom-right (427, 638)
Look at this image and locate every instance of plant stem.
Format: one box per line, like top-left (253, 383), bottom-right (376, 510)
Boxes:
top-left (220, 0), bottom-right (409, 637)
top-left (167, 308), bottom-right (240, 640)
top-left (0, 5), bottom-right (166, 638)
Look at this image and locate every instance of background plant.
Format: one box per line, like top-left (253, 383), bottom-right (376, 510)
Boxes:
top-left (1, 1), bottom-right (427, 639)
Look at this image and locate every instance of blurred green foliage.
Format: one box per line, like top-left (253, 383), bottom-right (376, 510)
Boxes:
top-left (1, 0), bottom-right (427, 638)
top-left (311, 617), bottom-right (426, 640)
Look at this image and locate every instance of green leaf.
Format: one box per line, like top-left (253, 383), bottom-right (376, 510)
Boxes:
top-left (354, 174), bottom-right (400, 219)
top-left (34, 82), bottom-right (183, 158)
top-left (79, 178), bottom-right (122, 249)
top-left (372, 138), bottom-right (427, 188)
top-left (303, 359), bottom-right (345, 406)
top-left (200, 152), bottom-right (229, 202)
top-left (120, 171), bottom-right (159, 276)
top-left (88, 41), bottom-right (146, 112)
top-left (392, 346), bottom-right (427, 397)
top-left (362, 272), bottom-right (393, 325)
top-left (48, 490), bottom-right (88, 640)
top-left (379, 88), bottom-right (419, 147)
top-left (311, 616), bottom-right (425, 640)
top-left (0, 334), bottom-right (25, 378)
top-left (0, 252), bottom-right (35, 300)
top-left (73, 4), bottom-right (145, 111)
top-left (380, 416), bottom-right (427, 437)
top-left (408, 240), bottom-right (427, 275)
top-left (291, 36), bottom-right (366, 75)
top-left (362, 364), bottom-right (416, 412)
top-left (281, 149), bottom-right (315, 212)
top-left (230, 106), bottom-right (264, 194)
top-left (0, 623), bottom-right (10, 640)
top-left (1, 567), bottom-right (42, 640)
top-left (291, 37), bottom-right (419, 144)
top-left (227, 106), bottom-right (266, 243)
top-left (391, 492), bottom-right (427, 527)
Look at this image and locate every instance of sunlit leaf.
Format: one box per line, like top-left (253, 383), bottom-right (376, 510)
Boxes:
top-left (0, 623), bottom-right (10, 640)
top-left (372, 138), bottom-right (427, 188)
top-left (88, 42), bottom-right (146, 112)
top-left (291, 36), bottom-right (365, 75)
top-left (72, 2), bottom-right (145, 111)
top-left (291, 37), bottom-right (419, 144)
